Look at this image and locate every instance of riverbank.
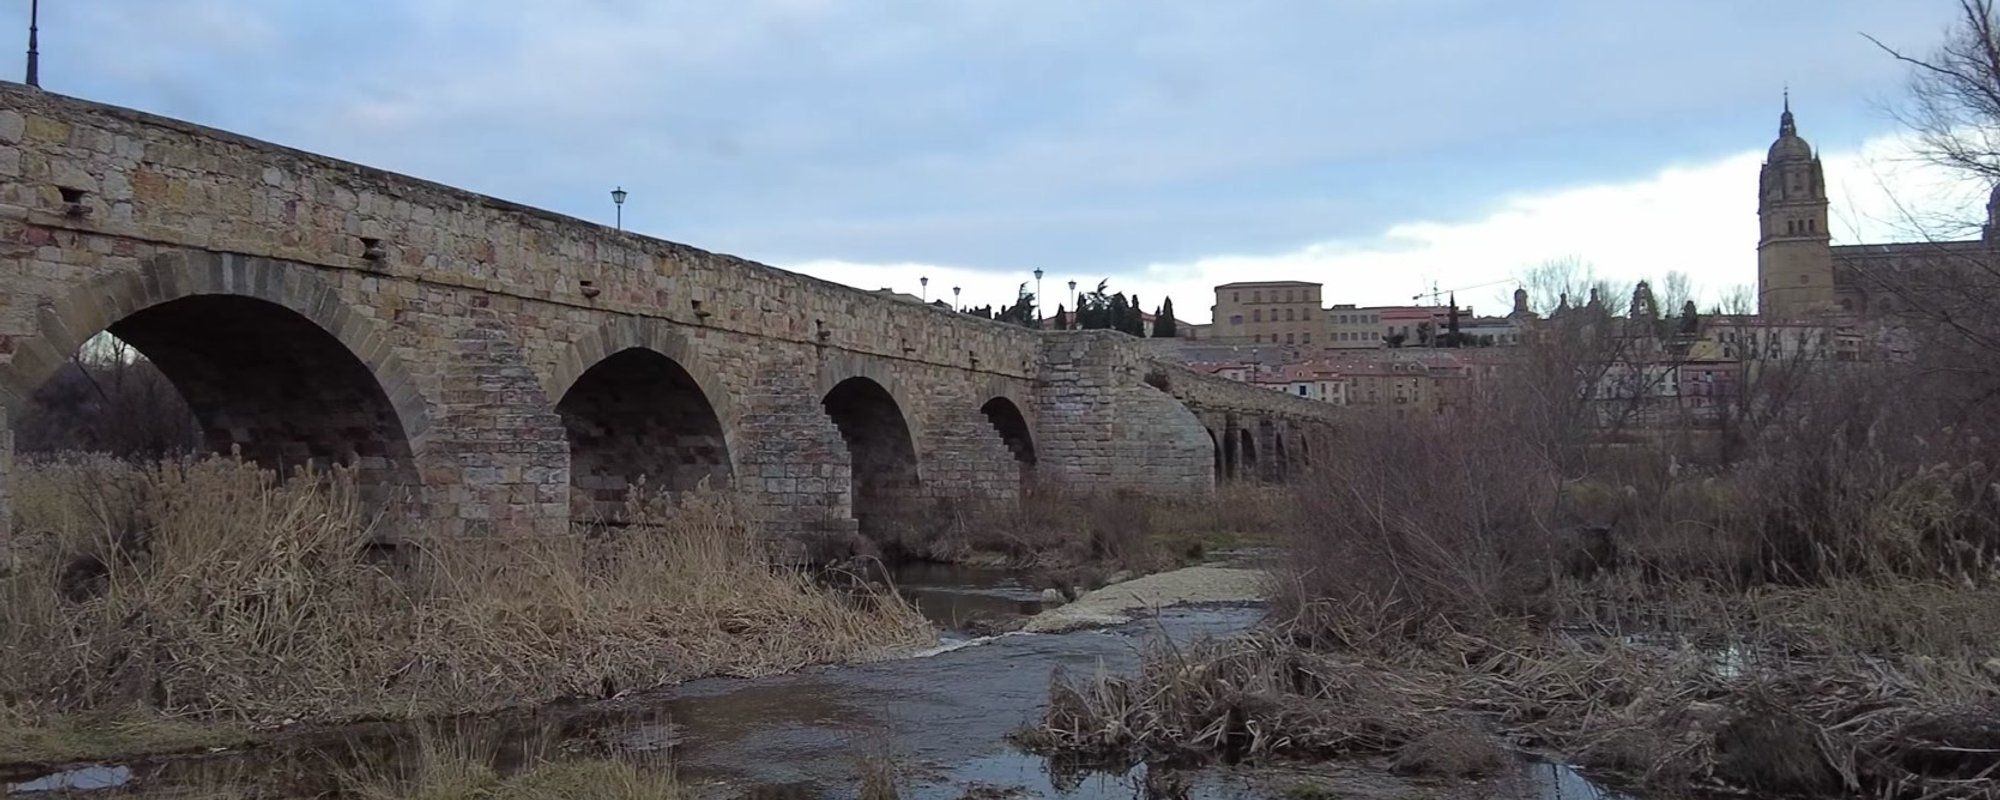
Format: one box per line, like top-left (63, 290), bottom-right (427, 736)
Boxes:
top-left (0, 457), bottom-right (930, 768)
top-left (6, 601), bottom-right (1631, 800)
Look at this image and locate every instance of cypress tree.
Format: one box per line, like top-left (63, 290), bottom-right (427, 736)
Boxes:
top-left (1153, 298), bottom-right (1179, 338)
top-left (1446, 293), bottom-right (1462, 347)
top-left (1108, 294), bottom-right (1132, 335)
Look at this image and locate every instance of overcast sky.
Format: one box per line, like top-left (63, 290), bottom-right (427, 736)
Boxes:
top-left (23, 1), bottom-right (1980, 321)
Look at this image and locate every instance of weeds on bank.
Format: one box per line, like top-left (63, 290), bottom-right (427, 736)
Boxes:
top-left (864, 482), bottom-right (1286, 571)
top-left (0, 455), bottom-right (928, 761)
top-left (0, 704), bottom-right (249, 764)
top-left (1028, 358), bottom-right (2000, 798)
top-left (340, 727), bottom-right (683, 800)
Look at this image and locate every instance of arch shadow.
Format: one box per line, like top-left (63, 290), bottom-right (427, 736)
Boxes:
top-left (0, 252), bottom-right (429, 505)
top-left (979, 395), bottom-right (1037, 472)
top-left (556, 347), bottom-right (733, 521)
top-left (823, 376), bottom-right (921, 542)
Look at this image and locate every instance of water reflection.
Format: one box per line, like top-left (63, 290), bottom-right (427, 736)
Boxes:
top-left (880, 561), bottom-right (1049, 632)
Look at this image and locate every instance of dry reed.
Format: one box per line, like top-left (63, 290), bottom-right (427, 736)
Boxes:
top-left (339, 723), bottom-right (684, 800)
top-left (0, 455), bottom-right (928, 751)
top-left (1029, 354), bottom-right (2000, 798)
top-left (872, 482), bottom-right (1285, 571)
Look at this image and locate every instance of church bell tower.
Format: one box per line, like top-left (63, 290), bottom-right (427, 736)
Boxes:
top-left (1756, 94), bottom-right (1834, 318)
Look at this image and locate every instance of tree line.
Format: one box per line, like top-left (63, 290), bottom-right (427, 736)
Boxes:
top-left (958, 279), bottom-right (1181, 337)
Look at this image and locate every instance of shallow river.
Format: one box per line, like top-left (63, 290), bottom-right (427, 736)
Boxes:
top-left (5, 563), bottom-right (1627, 799)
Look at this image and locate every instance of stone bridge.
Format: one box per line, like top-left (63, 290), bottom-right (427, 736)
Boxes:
top-left (0, 82), bottom-right (1340, 545)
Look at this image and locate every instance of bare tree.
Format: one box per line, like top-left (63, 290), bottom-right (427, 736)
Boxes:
top-left (13, 333), bottom-right (201, 459)
top-left (1655, 271), bottom-right (1696, 320)
top-left (1871, 0), bottom-right (2000, 183)
top-left (1712, 284), bottom-right (1756, 316)
top-left (1863, 1), bottom-right (2000, 422)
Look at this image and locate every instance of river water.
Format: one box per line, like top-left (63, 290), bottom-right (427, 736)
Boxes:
top-left (5, 563), bottom-right (1627, 799)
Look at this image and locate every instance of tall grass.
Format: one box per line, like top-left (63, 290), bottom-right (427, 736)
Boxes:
top-left (339, 721), bottom-right (684, 800)
top-left (865, 482), bottom-right (1286, 570)
top-left (0, 455), bottom-right (928, 735)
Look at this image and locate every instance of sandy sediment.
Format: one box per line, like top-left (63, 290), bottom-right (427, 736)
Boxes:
top-left (1021, 564), bottom-right (1266, 633)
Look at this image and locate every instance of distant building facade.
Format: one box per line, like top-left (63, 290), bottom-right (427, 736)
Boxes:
top-left (1211, 281), bottom-right (1327, 345)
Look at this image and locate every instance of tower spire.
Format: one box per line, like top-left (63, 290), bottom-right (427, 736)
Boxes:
top-left (1779, 87), bottom-right (1796, 137)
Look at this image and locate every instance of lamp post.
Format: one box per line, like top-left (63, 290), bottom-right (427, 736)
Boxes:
top-left (1068, 280), bottom-right (1078, 329)
top-left (1033, 268), bottom-right (1044, 327)
top-left (610, 186), bottom-right (627, 231)
top-left (920, 275), bottom-right (929, 302)
top-left (25, 0), bottom-right (39, 88)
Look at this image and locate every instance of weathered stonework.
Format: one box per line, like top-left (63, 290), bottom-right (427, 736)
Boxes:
top-left (0, 83), bottom-right (1340, 546)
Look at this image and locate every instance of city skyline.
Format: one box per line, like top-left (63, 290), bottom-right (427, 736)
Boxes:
top-left (21, 1), bottom-right (1977, 322)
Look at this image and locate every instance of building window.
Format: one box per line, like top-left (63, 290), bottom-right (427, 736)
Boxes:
top-left (1286, 333), bottom-right (1295, 344)
top-left (1302, 332), bottom-right (1311, 343)
top-left (1254, 291), bottom-right (1262, 303)
top-left (1230, 314), bottom-right (1243, 325)
top-left (1233, 292), bottom-right (1239, 302)
top-left (1799, 274), bottom-right (1809, 284)
top-left (1253, 310), bottom-right (1262, 322)
top-left (1286, 308), bottom-right (1296, 321)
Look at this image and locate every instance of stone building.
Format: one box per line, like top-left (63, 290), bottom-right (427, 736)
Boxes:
top-left (1325, 304), bottom-right (1384, 349)
top-left (1210, 281), bottom-right (1327, 345)
top-left (1758, 97), bottom-right (1999, 318)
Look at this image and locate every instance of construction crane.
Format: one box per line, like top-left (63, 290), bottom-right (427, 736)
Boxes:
top-left (1412, 277), bottom-right (1515, 306)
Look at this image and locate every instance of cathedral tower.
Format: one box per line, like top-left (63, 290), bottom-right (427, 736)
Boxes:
top-left (1756, 95), bottom-right (1834, 317)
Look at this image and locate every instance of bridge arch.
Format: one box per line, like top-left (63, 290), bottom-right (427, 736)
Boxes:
top-left (547, 319), bottom-right (739, 521)
top-left (1272, 425), bottom-right (1290, 481)
top-left (0, 252), bottom-right (430, 501)
top-left (978, 394), bottom-right (1037, 474)
top-left (555, 348), bottom-right (733, 521)
top-left (1235, 426), bottom-right (1258, 482)
top-left (1206, 427), bottom-right (1222, 485)
top-left (822, 376), bottom-right (920, 542)
top-left (544, 317), bottom-right (738, 450)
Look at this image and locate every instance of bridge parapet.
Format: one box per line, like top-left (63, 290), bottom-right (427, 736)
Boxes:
top-left (0, 81), bottom-right (1041, 381)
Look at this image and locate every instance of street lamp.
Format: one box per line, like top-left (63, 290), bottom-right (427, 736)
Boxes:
top-left (920, 275), bottom-right (929, 302)
top-left (1033, 268), bottom-right (1044, 327)
top-left (25, 0), bottom-right (39, 88)
top-left (610, 186), bottom-right (627, 231)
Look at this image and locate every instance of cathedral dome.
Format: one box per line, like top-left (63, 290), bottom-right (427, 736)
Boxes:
top-left (1768, 133), bottom-right (1812, 162)
top-left (1767, 104), bottom-right (1812, 161)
